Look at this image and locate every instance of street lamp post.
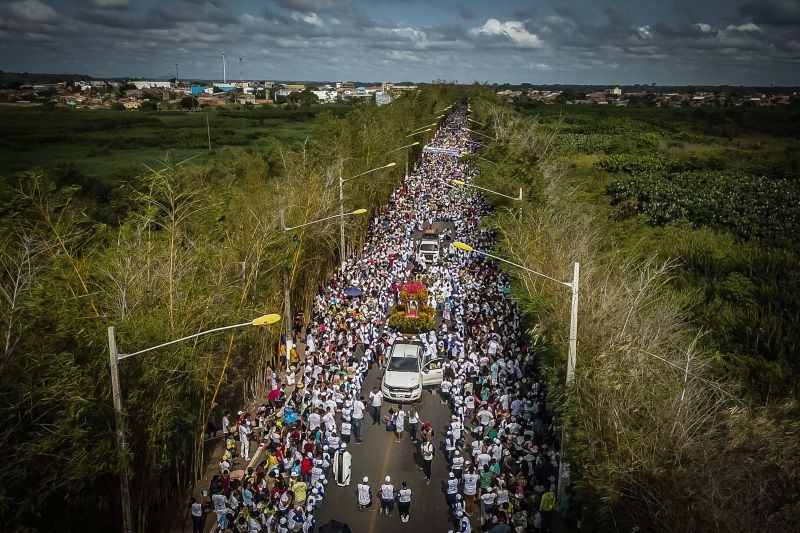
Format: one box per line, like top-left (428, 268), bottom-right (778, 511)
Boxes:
top-left (108, 313), bottom-right (281, 533)
top-left (338, 163), bottom-right (396, 269)
top-left (452, 241), bottom-right (579, 500)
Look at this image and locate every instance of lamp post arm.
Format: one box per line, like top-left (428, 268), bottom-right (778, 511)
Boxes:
top-left (118, 322), bottom-right (252, 360)
top-left (472, 249), bottom-right (572, 289)
top-left (342, 163), bottom-right (395, 183)
top-left (459, 182), bottom-right (523, 201)
top-left (281, 210), bottom-right (356, 231)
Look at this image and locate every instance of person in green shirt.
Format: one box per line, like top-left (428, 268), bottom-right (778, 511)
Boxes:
top-left (539, 484), bottom-right (556, 532)
top-left (479, 464), bottom-right (493, 489)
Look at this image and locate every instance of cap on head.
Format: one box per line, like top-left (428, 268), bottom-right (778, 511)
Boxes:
top-left (385, 475), bottom-right (391, 482)
top-left (363, 476), bottom-right (369, 483)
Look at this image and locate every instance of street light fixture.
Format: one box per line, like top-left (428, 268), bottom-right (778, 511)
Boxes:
top-left (451, 179), bottom-right (523, 201)
top-left (452, 240), bottom-right (579, 503)
top-left (108, 313), bottom-right (281, 533)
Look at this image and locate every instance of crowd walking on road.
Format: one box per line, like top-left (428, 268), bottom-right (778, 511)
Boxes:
top-left (192, 104), bottom-right (564, 532)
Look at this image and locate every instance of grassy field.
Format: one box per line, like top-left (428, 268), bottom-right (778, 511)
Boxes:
top-left (516, 102), bottom-right (800, 396)
top-left (0, 104), bottom-right (351, 180)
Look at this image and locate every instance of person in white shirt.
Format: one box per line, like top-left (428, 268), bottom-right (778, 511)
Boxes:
top-left (394, 409), bottom-right (406, 442)
top-left (446, 472), bottom-right (459, 508)
top-left (189, 496), bottom-right (203, 533)
top-left (356, 476), bottom-right (372, 511)
top-left (397, 481), bottom-right (412, 522)
top-left (421, 439), bottom-right (434, 483)
top-left (379, 475), bottom-right (395, 515)
top-left (308, 409), bottom-right (321, 432)
top-left (462, 465), bottom-right (479, 516)
top-left (352, 396), bottom-right (365, 443)
top-left (368, 387), bottom-right (383, 425)
top-left (239, 420), bottom-right (251, 461)
top-left (456, 509), bottom-right (471, 533)
top-left (340, 420), bottom-right (352, 444)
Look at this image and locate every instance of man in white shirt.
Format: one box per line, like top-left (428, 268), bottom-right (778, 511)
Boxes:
top-left (446, 472), bottom-right (459, 508)
top-left (356, 476), bottom-right (372, 511)
top-left (368, 386), bottom-right (383, 425)
top-left (239, 420), bottom-right (251, 461)
top-left (190, 496), bottom-right (203, 533)
top-left (352, 396), bottom-right (365, 443)
top-left (397, 481), bottom-right (412, 522)
top-left (462, 466), bottom-right (479, 516)
top-left (379, 475), bottom-right (395, 515)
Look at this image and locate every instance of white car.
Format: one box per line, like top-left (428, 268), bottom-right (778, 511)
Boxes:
top-left (381, 341), bottom-right (444, 402)
top-left (418, 239), bottom-right (440, 264)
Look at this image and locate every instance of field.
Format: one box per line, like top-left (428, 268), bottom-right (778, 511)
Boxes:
top-left (0, 104), bottom-right (351, 180)
top-left (520, 102), bottom-right (800, 396)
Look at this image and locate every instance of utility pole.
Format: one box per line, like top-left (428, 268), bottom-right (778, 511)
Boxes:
top-left (283, 268), bottom-right (292, 373)
top-left (338, 169), bottom-right (346, 271)
top-left (175, 63), bottom-right (179, 86)
top-left (222, 51), bottom-right (226, 84)
top-left (108, 327), bottom-right (134, 533)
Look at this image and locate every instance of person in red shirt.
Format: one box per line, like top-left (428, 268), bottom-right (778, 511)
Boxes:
top-left (300, 452), bottom-right (313, 482)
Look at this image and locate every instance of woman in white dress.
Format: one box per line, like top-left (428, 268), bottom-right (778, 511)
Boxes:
top-left (394, 409), bottom-right (405, 442)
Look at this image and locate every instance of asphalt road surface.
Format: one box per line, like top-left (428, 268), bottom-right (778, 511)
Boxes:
top-left (313, 363), bottom-right (460, 533)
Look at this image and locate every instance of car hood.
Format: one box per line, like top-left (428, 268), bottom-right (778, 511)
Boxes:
top-left (383, 371), bottom-right (420, 388)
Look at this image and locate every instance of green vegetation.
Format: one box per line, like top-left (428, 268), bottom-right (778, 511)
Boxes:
top-left (466, 89), bottom-right (800, 531)
top-left (522, 102), bottom-right (800, 396)
top-left (0, 87), bottom-right (459, 530)
top-left (0, 104), bottom-right (351, 180)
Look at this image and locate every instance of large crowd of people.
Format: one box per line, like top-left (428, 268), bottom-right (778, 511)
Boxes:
top-left (196, 105), bottom-right (565, 533)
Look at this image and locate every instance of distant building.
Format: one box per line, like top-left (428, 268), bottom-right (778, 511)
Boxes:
top-left (375, 92), bottom-right (391, 106)
top-left (191, 86), bottom-right (205, 95)
top-left (132, 81), bottom-right (172, 90)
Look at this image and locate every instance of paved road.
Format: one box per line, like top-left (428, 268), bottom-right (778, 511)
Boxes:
top-left (313, 363), bottom-right (459, 533)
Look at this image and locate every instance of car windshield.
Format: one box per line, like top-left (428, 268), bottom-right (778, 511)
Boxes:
top-left (420, 243), bottom-right (438, 251)
top-left (387, 356), bottom-right (419, 372)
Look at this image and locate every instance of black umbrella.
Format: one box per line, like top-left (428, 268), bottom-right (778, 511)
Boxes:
top-left (318, 519), bottom-right (352, 533)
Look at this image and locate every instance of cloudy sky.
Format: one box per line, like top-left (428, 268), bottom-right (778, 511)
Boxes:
top-left (1, 0), bottom-right (799, 84)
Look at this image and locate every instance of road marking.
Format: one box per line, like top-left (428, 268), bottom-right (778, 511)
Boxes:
top-left (367, 431), bottom-right (396, 533)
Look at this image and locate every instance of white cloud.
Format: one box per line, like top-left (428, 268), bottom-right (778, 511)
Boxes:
top-left (8, 0), bottom-right (58, 24)
top-left (694, 23), bottom-right (715, 34)
top-left (292, 12), bottom-right (323, 27)
top-left (526, 62), bottom-right (552, 70)
top-left (386, 50), bottom-right (421, 62)
top-left (725, 23), bottom-right (762, 33)
top-left (470, 19), bottom-right (543, 48)
top-left (637, 26), bottom-right (652, 39)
